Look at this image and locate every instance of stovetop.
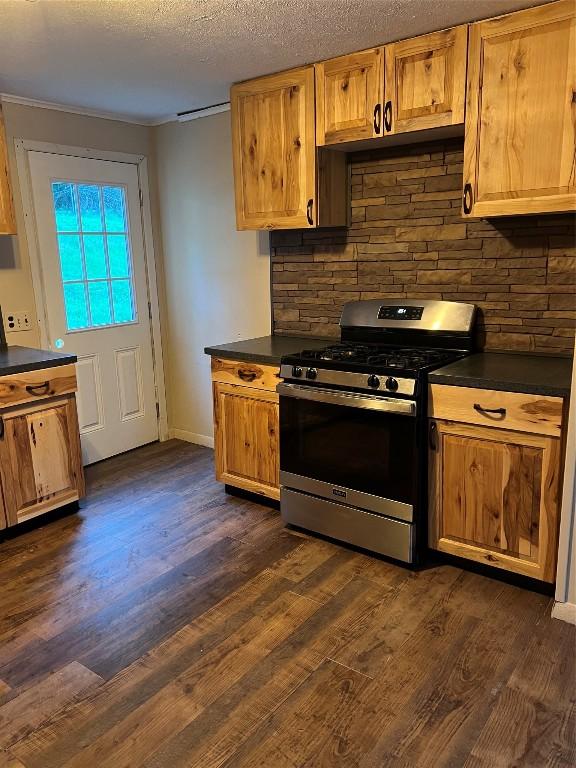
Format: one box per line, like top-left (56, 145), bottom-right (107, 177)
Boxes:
top-left (284, 343), bottom-right (466, 375)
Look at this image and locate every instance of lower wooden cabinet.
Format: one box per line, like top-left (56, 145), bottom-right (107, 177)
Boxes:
top-left (0, 367), bottom-right (85, 529)
top-left (428, 418), bottom-right (563, 583)
top-left (211, 357), bottom-right (280, 500)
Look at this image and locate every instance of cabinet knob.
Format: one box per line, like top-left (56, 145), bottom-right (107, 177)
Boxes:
top-left (463, 183), bottom-right (473, 215)
top-left (306, 199), bottom-right (314, 226)
top-left (373, 103), bottom-right (382, 134)
top-left (383, 101), bottom-right (393, 132)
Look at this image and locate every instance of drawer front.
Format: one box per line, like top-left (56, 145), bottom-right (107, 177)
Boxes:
top-left (0, 365), bottom-right (78, 409)
top-left (211, 357), bottom-right (280, 392)
top-left (428, 384), bottom-right (563, 437)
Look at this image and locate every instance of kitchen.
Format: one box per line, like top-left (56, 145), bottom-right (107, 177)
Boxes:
top-left (0, 0), bottom-right (575, 765)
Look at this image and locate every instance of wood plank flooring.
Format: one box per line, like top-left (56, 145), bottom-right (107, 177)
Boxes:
top-left (0, 439), bottom-right (574, 767)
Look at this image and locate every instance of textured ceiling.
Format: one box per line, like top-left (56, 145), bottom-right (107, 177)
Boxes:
top-left (0, 0), bottom-right (552, 123)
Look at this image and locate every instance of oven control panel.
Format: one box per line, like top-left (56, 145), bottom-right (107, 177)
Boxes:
top-left (378, 305), bottom-right (424, 321)
top-left (279, 364), bottom-right (416, 397)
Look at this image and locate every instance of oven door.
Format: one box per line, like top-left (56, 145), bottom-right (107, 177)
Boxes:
top-left (278, 382), bottom-right (419, 522)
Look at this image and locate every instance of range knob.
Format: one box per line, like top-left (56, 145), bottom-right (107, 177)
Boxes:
top-left (292, 366), bottom-right (303, 378)
top-left (385, 377), bottom-right (399, 392)
top-left (306, 367), bottom-right (318, 380)
top-left (367, 375), bottom-right (380, 389)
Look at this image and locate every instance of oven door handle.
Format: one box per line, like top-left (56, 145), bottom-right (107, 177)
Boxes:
top-left (276, 382), bottom-right (416, 416)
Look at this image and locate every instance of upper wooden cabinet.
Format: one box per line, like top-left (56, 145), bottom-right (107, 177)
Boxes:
top-left (463, 0), bottom-right (576, 218)
top-left (384, 26), bottom-right (467, 134)
top-left (0, 107), bottom-right (16, 236)
top-left (315, 48), bottom-right (385, 145)
top-left (231, 67), bottom-right (315, 230)
top-left (231, 67), bottom-right (346, 230)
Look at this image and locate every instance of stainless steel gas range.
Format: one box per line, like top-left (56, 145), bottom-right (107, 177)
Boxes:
top-left (277, 299), bottom-right (476, 564)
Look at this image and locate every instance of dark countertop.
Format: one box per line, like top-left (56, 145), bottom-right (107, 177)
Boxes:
top-left (0, 345), bottom-right (77, 377)
top-left (204, 335), bottom-right (333, 366)
top-left (429, 352), bottom-right (573, 397)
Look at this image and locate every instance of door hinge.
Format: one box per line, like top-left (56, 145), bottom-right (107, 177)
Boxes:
top-left (156, 402), bottom-right (160, 419)
top-left (148, 301), bottom-right (153, 320)
top-left (139, 188), bottom-right (144, 208)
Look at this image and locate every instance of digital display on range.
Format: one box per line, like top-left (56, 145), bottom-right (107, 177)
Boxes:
top-left (378, 305), bottom-right (424, 321)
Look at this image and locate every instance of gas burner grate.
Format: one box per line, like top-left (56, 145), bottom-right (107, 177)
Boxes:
top-left (299, 344), bottom-right (462, 370)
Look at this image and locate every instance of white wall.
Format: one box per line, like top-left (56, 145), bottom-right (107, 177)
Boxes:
top-left (154, 111), bottom-right (271, 446)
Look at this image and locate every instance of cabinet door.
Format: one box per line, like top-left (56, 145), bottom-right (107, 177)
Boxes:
top-left (316, 48), bottom-right (384, 145)
top-left (0, 107), bottom-right (16, 236)
top-left (429, 420), bottom-right (561, 582)
top-left (463, 0), bottom-right (576, 218)
top-left (0, 396), bottom-right (85, 525)
top-left (213, 382), bottom-right (279, 500)
top-left (384, 26), bottom-right (467, 135)
top-left (231, 67), bottom-right (316, 230)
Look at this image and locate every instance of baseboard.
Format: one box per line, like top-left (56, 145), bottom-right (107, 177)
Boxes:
top-left (169, 428), bottom-right (214, 449)
top-left (552, 601), bottom-right (576, 625)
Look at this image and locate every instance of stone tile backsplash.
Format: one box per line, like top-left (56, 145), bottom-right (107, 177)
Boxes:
top-left (270, 138), bottom-right (575, 353)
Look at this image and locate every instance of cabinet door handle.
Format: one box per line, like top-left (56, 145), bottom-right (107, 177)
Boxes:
top-left (429, 420), bottom-right (438, 451)
top-left (306, 198), bottom-right (314, 226)
top-left (26, 381), bottom-right (50, 396)
top-left (373, 103), bottom-right (382, 134)
top-left (473, 403), bottom-right (506, 417)
top-left (383, 101), bottom-right (392, 132)
top-left (463, 183), bottom-right (473, 215)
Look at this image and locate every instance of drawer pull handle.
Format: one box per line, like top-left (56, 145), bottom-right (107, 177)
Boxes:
top-left (474, 403), bottom-right (506, 417)
top-left (238, 370), bottom-right (257, 383)
top-left (26, 381), bottom-right (51, 396)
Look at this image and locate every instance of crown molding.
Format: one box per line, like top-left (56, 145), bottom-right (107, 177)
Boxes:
top-left (0, 93), bottom-right (231, 128)
top-left (0, 92), bottom-right (156, 126)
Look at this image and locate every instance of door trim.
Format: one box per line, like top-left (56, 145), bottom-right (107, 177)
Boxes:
top-left (15, 140), bottom-right (168, 441)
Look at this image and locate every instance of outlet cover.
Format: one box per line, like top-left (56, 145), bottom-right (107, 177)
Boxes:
top-left (6, 311), bottom-right (32, 332)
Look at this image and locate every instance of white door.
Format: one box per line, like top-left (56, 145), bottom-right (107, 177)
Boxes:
top-left (28, 151), bottom-right (159, 465)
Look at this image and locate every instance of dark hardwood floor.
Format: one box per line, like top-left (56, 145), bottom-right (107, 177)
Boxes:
top-left (0, 439), bottom-right (574, 767)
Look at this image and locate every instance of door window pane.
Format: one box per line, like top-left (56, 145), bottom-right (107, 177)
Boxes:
top-left (88, 281), bottom-right (112, 326)
top-left (63, 283), bottom-right (89, 330)
top-left (51, 181), bottom-right (137, 331)
top-left (57, 234), bottom-right (84, 281)
top-left (84, 235), bottom-right (107, 279)
top-left (103, 186), bottom-right (126, 232)
top-left (107, 235), bottom-right (130, 278)
top-left (52, 182), bottom-right (78, 231)
top-left (111, 280), bottom-right (135, 323)
top-left (78, 184), bottom-right (103, 232)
